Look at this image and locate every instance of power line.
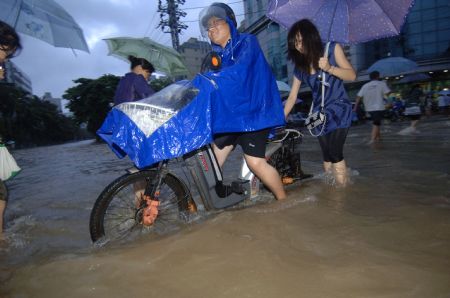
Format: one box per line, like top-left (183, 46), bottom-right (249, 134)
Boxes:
top-left (144, 9), bottom-right (159, 37)
top-left (158, 0), bottom-right (188, 50)
top-left (183, 0), bottom-right (243, 10)
top-left (183, 9), bottom-right (267, 23)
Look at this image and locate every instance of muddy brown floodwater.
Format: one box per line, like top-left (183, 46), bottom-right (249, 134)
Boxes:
top-left (1, 116), bottom-right (449, 298)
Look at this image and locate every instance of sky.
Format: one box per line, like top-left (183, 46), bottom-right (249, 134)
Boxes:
top-left (11, 0), bottom-right (245, 99)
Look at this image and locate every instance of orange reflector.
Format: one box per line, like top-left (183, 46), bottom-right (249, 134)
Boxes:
top-left (282, 177), bottom-right (294, 185)
top-left (212, 56), bottom-right (219, 67)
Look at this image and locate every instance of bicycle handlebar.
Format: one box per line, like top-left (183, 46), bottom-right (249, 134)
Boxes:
top-left (270, 128), bottom-right (303, 143)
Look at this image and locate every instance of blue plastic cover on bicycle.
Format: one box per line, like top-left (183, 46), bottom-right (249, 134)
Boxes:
top-left (97, 18), bottom-right (285, 169)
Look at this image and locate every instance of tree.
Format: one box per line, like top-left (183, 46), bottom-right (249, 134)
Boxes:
top-left (0, 83), bottom-right (21, 141)
top-left (63, 74), bottom-right (120, 137)
top-left (150, 77), bottom-right (173, 92)
top-left (0, 84), bottom-right (78, 147)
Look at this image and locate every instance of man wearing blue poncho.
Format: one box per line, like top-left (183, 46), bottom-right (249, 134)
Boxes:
top-left (97, 3), bottom-right (286, 200)
top-left (199, 3), bottom-right (286, 200)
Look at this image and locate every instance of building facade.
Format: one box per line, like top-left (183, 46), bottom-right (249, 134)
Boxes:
top-left (243, 0), bottom-right (289, 82)
top-left (42, 92), bottom-right (63, 113)
top-left (178, 37), bottom-right (211, 79)
top-left (355, 0), bottom-right (450, 69)
top-left (1, 60), bottom-right (32, 94)
top-left (242, 0), bottom-right (450, 95)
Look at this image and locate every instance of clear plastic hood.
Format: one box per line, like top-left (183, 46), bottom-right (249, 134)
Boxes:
top-left (114, 80), bottom-right (198, 137)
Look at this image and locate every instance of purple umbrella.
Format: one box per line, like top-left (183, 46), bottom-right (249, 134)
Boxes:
top-left (266, 0), bottom-right (415, 44)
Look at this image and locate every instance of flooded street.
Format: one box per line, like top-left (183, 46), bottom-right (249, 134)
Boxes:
top-left (1, 116), bottom-right (450, 297)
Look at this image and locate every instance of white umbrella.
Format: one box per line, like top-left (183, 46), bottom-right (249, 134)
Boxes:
top-left (0, 0), bottom-right (89, 52)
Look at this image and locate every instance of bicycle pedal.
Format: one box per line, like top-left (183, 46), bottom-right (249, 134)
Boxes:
top-left (187, 200), bottom-right (197, 212)
top-left (282, 177), bottom-right (294, 185)
top-left (142, 198), bottom-right (160, 226)
top-left (231, 180), bottom-right (246, 194)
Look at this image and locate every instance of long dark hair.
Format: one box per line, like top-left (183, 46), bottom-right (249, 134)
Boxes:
top-left (0, 21), bottom-right (22, 57)
top-left (128, 55), bottom-right (155, 73)
top-left (287, 19), bottom-right (323, 74)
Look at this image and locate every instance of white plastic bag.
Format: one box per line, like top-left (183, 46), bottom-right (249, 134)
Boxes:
top-left (0, 144), bottom-right (21, 181)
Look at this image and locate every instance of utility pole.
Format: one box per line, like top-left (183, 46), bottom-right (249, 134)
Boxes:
top-left (158, 0), bottom-right (187, 51)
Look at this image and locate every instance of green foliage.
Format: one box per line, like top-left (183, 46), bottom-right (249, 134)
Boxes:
top-left (0, 84), bottom-right (78, 147)
top-left (0, 74), bottom-right (173, 148)
top-left (150, 77), bottom-right (173, 92)
top-left (63, 74), bottom-right (120, 136)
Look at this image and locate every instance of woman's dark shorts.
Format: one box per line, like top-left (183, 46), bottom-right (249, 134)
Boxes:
top-left (406, 114), bottom-right (421, 121)
top-left (214, 129), bottom-right (270, 158)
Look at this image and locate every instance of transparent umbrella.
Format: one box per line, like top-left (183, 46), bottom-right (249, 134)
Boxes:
top-left (0, 0), bottom-right (89, 52)
top-left (104, 37), bottom-right (189, 77)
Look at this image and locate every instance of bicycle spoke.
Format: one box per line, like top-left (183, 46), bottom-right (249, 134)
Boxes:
top-left (90, 170), bottom-right (193, 244)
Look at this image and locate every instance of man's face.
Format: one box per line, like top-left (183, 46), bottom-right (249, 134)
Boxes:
top-left (207, 17), bottom-right (230, 48)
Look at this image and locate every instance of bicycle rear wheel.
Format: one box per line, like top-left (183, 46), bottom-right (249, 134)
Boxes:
top-left (89, 170), bottom-right (192, 244)
top-left (268, 141), bottom-right (306, 183)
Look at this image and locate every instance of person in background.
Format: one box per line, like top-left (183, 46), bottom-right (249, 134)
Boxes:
top-left (113, 55), bottom-right (155, 105)
top-left (284, 19), bottom-right (356, 187)
top-left (354, 71), bottom-right (391, 144)
top-left (424, 93), bottom-right (433, 117)
top-left (437, 91), bottom-right (450, 116)
top-left (0, 20), bottom-right (22, 240)
top-left (398, 84), bottom-right (424, 135)
top-left (199, 3), bottom-right (287, 199)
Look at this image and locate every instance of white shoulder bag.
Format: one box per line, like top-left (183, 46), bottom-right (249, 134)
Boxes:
top-left (304, 42), bottom-right (330, 137)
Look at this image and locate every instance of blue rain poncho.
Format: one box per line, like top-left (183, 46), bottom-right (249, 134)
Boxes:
top-left (205, 16), bottom-right (285, 134)
top-left (97, 18), bottom-right (285, 168)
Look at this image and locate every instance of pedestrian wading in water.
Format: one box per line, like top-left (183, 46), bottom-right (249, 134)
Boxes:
top-left (284, 19), bottom-right (356, 187)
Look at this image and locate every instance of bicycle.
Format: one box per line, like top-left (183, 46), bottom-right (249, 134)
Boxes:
top-left (89, 124), bottom-right (310, 243)
top-left (90, 55), bottom-right (311, 244)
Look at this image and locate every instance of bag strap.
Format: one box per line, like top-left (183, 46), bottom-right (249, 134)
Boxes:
top-left (309, 42), bottom-right (331, 115)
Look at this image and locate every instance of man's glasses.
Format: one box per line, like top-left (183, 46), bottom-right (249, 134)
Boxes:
top-left (207, 19), bottom-right (226, 31)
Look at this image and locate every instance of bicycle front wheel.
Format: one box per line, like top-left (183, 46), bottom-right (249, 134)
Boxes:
top-left (89, 170), bottom-right (192, 244)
